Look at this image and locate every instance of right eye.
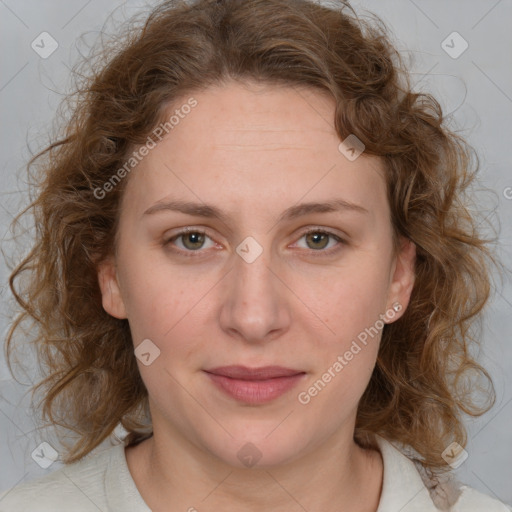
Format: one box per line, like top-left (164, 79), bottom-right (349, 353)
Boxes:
top-left (163, 228), bottom-right (219, 257)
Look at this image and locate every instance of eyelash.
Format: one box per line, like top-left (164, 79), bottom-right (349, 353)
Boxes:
top-left (163, 227), bottom-right (346, 258)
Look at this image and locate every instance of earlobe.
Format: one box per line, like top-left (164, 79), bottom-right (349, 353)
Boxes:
top-left (386, 237), bottom-right (416, 323)
top-left (97, 257), bottom-right (128, 319)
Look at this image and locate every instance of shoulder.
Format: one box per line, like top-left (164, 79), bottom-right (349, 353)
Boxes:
top-left (449, 485), bottom-right (512, 511)
top-left (413, 458), bottom-right (511, 511)
top-left (374, 435), bottom-right (511, 512)
top-left (0, 443), bottom-right (122, 512)
top-left (418, 459), bottom-right (512, 511)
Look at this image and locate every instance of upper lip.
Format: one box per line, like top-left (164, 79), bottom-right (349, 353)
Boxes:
top-left (204, 366), bottom-right (305, 380)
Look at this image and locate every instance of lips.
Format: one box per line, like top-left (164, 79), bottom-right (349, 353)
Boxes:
top-left (206, 365), bottom-right (303, 380)
top-left (204, 365), bottom-right (306, 404)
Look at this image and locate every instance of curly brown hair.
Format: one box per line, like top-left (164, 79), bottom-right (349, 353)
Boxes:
top-left (4, 0), bottom-right (500, 469)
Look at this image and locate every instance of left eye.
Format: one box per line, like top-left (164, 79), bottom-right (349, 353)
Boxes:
top-left (294, 229), bottom-right (343, 252)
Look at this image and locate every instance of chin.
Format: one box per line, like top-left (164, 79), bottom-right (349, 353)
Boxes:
top-left (197, 421), bottom-right (315, 469)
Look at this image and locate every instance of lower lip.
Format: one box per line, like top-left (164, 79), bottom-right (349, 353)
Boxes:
top-left (205, 372), bottom-right (305, 404)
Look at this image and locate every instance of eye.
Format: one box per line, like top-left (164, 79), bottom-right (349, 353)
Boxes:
top-left (164, 228), bottom-right (217, 256)
top-left (293, 228), bottom-right (345, 255)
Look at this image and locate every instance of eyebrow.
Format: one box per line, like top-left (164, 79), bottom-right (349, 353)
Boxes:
top-left (143, 198), bottom-right (368, 225)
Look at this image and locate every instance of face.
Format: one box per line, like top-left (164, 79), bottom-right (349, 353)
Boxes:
top-left (98, 80), bottom-right (416, 468)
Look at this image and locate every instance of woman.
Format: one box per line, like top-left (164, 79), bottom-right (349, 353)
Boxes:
top-left (1, 0), bottom-right (510, 510)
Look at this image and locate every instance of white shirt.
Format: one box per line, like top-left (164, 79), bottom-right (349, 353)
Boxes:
top-left (0, 436), bottom-right (510, 511)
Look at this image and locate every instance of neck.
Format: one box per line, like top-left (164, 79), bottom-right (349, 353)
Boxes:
top-left (126, 425), bottom-right (383, 512)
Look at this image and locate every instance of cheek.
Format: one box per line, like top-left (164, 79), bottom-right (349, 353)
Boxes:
top-left (293, 256), bottom-right (391, 340)
top-left (289, 254), bottom-right (390, 405)
top-left (117, 245), bottom-right (196, 336)
top-left (119, 261), bottom-right (217, 380)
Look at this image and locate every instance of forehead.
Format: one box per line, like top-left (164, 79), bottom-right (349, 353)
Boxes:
top-left (121, 81), bottom-right (388, 222)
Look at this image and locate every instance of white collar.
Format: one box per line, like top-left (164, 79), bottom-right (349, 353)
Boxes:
top-left (375, 435), bottom-right (444, 511)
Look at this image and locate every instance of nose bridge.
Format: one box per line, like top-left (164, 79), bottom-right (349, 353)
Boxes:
top-left (234, 244), bottom-right (275, 297)
top-left (219, 240), bottom-right (290, 342)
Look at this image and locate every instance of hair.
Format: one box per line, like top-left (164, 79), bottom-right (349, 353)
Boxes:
top-left (4, 0), bottom-right (501, 470)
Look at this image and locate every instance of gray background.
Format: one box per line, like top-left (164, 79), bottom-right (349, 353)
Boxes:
top-left (0, 0), bottom-right (511, 506)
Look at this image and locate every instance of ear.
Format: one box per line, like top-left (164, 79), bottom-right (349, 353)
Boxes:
top-left (385, 236), bottom-right (416, 323)
top-left (97, 256), bottom-right (128, 319)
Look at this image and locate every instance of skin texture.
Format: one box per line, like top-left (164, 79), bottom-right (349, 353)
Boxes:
top-left (97, 80), bottom-right (416, 512)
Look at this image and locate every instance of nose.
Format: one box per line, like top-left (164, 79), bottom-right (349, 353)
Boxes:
top-left (218, 245), bottom-right (292, 344)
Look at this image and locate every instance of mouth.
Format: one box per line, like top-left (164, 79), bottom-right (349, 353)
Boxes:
top-left (203, 365), bottom-right (306, 405)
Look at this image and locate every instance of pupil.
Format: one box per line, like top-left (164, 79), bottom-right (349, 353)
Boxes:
top-left (308, 232), bottom-right (328, 250)
top-left (185, 233), bottom-right (204, 249)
